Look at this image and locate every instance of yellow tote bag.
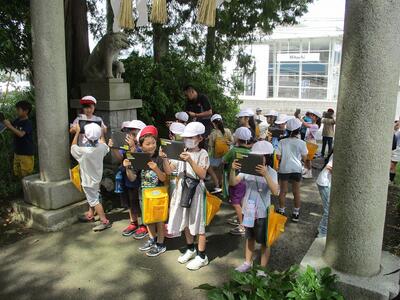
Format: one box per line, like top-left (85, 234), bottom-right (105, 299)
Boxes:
top-left (214, 136), bottom-right (230, 158)
top-left (70, 165), bottom-right (82, 192)
top-left (306, 142), bottom-right (318, 161)
top-left (142, 186), bottom-right (169, 224)
top-left (266, 205), bottom-right (287, 248)
top-left (205, 191), bottom-right (222, 226)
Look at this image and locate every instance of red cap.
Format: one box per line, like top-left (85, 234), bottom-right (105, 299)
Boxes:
top-left (80, 95), bottom-right (97, 105)
top-left (139, 125), bottom-right (158, 139)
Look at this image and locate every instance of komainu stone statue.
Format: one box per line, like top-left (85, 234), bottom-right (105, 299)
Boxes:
top-left (113, 61), bottom-right (125, 79)
top-left (84, 32), bottom-right (129, 81)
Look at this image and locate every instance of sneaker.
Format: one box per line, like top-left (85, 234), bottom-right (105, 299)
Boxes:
top-left (178, 249), bottom-right (197, 264)
top-left (139, 239), bottom-right (156, 252)
top-left (146, 244), bottom-right (167, 257)
top-left (186, 255), bottom-right (209, 270)
top-left (276, 208), bottom-right (286, 216)
top-left (122, 223), bottom-right (138, 237)
top-left (292, 212), bottom-right (300, 222)
top-left (227, 217), bottom-right (240, 226)
top-left (133, 226), bottom-right (149, 240)
top-left (92, 220), bottom-right (112, 232)
top-left (230, 225), bottom-right (245, 236)
top-left (302, 169), bottom-right (313, 179)
top-left (78, 213), bottom-right (95, 223)
top-left (235, 262), bottom-right (252, 273)
top-left (211, 187), bottom-right (222, 194)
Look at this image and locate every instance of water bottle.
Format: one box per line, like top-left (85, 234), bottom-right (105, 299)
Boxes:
top-left (114, 170), bottom-right (124, 194)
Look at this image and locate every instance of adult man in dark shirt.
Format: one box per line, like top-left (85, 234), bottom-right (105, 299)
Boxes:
top-left (184, 85), bottom-right (213, 137)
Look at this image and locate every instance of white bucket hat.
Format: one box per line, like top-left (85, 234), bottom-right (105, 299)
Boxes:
top-left (169, 122), bottom-right (186, 135)
top-left (236, 108), bottom-right (255, 118)
top-left (251, 141), bottom-right (274, 155)
top-left (275, 114), bottom-right (290, 125)
top-left (211, 114), bottom-right (222, 122)
top-left (265, 110), bottom-right (279, 117)
top-left (310, 110), bottom-right (322, 119)
top-left (234, 127), bottom-right (252, 141)
top-left (181, 122), bottom-right (205, 137)
top-left (175, 111), bottom-right (189, 122)
top-left (84, 123), bottom-right (102, 142)
top-left (286, 118), bottom-right (302, 131)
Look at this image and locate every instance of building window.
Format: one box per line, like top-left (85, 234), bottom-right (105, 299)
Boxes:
top-left (243, 71), bottom-right (256, 96)
top-left (267, 38), bottom-right (333, 100)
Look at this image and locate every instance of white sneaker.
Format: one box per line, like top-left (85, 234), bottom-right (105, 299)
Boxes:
top-left (177, 249), bottom-right (197, 264)
top-left (186, 255), bottom-right (209, 270)
top-left (302, 169), bottom-right (313, 179)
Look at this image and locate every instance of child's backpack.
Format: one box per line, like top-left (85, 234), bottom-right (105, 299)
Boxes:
top-left (214, 135), bottom-right (230, 158)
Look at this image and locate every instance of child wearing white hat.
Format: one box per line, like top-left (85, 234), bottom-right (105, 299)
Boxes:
top-left (70, 95), bottom-right (107, 146)
top-left (108, 119), bottom-right (147, 237)
top-left (175, 111), bottom-right (189, 124)
top-left (275, 118), bottom-right (308, 222)
top-left (71, 122), bottom-right (111, 232)
top-left (299, 110), bottom-right (322, 179)
top-left (208, 114), bottom-right (234, 194)
top-left (229, 141), bottom-right (279, 272)
top-left (166, 122), bottom-right (211, 270)
top-left (222, 127), bottom-right (253, 235)
top-left (237, 109), bottom-right (257, 141)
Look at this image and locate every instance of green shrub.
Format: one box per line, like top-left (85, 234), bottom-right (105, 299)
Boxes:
top-left (196, 265), bottom-right (344, 300)
top-left (0, 90), bottom-right (36, 199)
top-left (123, 52), bottom-right (241, 136)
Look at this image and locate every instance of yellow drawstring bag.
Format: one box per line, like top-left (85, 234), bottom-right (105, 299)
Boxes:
top-left (266, 205), bottom-right (287, 247)
top-left (273, 152), bottom-right (280, 171)
top-left (214, 136), bottom-right (230, 158)
top-left (70, 165), bottom-right (82, 192)
top-left (205, 191), bottom-right (222, 226)
top-left (142, 186), bottom-right (169, 224)
top-left (306, 142), bottom-right (318, 161)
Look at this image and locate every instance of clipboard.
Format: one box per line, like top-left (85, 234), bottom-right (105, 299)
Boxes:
top-left (78, 120), bottom-right (102, 133)
top-left (110, 130), bottom-right (129, 150)
top-left (160, 139), bottom-right (185, 160)
top-left (236, 152), bottom-right (264, 176)
top-left (128, 152), bottom-right (152, 170)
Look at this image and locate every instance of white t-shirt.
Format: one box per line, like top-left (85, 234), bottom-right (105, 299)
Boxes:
top-left (71, 143), bottom-right (109, 188)
top-left (305, 124), bottom-right (319, 142)
top-left (72, 114), bottom-right (107, 146)
top-left (316, 155), bottom-right (333, 187)
top-left (276, 138), bottom-right (308, 174)
top-left (239, 166), bottom-right (277, 219)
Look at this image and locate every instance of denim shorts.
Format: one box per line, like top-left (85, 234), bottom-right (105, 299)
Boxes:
top-left (278, 172), bottom-right (302, 182)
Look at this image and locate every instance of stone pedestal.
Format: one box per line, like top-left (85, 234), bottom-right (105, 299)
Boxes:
top-left (17, 0), bottom-right (86, 231)
top-left (301, 238), bottom-right (399, 300)
top-left (70, 79), bottom-right (142, 166)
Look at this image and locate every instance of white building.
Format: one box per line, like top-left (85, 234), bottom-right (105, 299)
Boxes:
top-left (227, 17), bottom-right (400, 118)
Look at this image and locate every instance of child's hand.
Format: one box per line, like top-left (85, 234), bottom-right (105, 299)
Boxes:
top-left (232, 159), bottom-right (241, 171)
top-left (255, 164), bottom-right (267, 177)
top-left (159, 146), bottom-right (167, 159)
top-left (123, 159), bottom-right (131, 168)
top-left (180, 152), bottom-right (192, 162)
top-left (148, 161), bottom-right (158, 170)
top-left (74, 123), bottom-right (80, 133)
top-left (126, 134), bottom-right (136, 149)
top-left (108, 138), bottom-right (114, 147)
top-left (3, 119), bottom-right (11, 128)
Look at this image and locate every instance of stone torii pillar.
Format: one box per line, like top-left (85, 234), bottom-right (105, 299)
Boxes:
top-left (301, 1), bottom-right (400, 299)
top-left (16, 0), bottom-right (85, 231)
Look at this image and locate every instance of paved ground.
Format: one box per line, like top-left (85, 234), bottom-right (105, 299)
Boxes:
top-left (0, 173), bottom-right (323, 300)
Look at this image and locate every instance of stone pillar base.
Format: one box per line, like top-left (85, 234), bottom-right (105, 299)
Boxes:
top-left (12, 199), bottom-right (87, 232)
top-left (301, 238), bottom-right (400, 300)
top-left (23, 174), bottom-right (85, 210)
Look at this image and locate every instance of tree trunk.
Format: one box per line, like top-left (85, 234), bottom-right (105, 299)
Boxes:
top-left (153, 24), bottom-right (169, 63)
top-left (205, 26), bottom-right (216, 67)
top-left (106, 0), bottom-right (113, 33)
top-left (65, 0), bottom-right (90, 100)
